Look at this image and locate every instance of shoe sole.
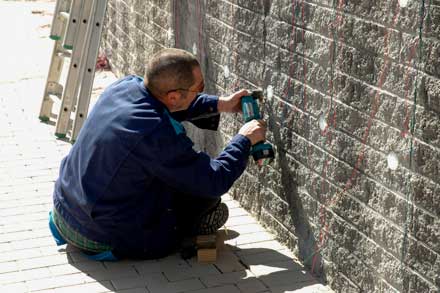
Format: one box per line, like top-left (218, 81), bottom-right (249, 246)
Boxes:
top-left (198, 202), bottom-right (229, 235)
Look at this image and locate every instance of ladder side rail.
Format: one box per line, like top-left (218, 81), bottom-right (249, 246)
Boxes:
top-left (54, 0), bottom-right (95, 138)
top-left (63, 0), bottom-right (84, 50)
top-left (71, 0), bottom-right (108, 141)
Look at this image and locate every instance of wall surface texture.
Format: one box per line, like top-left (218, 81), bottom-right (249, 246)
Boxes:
top-left (102, 0), bottom-right (440, 292)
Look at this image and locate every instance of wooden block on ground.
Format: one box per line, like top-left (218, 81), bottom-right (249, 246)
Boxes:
top-left (197, 248), bottom-right (217, 263)
top-left (196, 234), bottom-right (216, 249)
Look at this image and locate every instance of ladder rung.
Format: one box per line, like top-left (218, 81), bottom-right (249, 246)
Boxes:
top-left (48, 94), bottom-right (61, 103)
top-left (49, 0), bottom-right (70, 40)
top-left (57, 50), bottom-right (72, 58)
top-left (47, 82), bottom-right (63, 97)
top-left (59, 11), bottom-right (70, 21)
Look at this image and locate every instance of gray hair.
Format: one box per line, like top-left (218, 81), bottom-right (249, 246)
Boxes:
top-left (144, 48), bottom-right (199, 96)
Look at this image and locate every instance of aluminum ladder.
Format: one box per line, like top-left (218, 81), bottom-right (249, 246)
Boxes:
top-left (39, 0), bottom-right (108, 142)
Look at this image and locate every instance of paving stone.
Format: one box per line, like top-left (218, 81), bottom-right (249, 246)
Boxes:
top-left (147, 277), bottom-right (205, 293)
top-left (115, 288), bottom-right (149, 293)
top-left (229, 207), bottom-right (249, 217)
top-left (53, 281), bottom-right (113, 293)
top-left (259, 270), bottom-right (317, 289)
top-left (87, 267), bottom-right (140, 282)
top-left (3, 282), bottom-right (28, 293)
top-left (134, 257), bottom-right (189, 275)
top-left (235, 240), bottom-right (288, 255)
top-left (49, 262), bottom-right (106, 276)
top-left (225, 231), bottom-right (275, 246)
top-left (239, 249), bottom-right (298, 267)
top-left (25, 272), bottom-right (91, 291)
top-left (0, 261), bottom-right (18, 273)
top-left (186, 248), bottom-right (247, 273)
top-left (226, 215), bottom-right (258, 227)
top-left (0, 270), bottom-right (26, 285)
top-left (110, 276), bottom-right (150, 291)
top-left (249, 259), bottom-right (306, 277)
top-left (0, 248), bottom-right (42, 262)
top-left (189, 284), bottom-right (241, 293)
top-left (162, 263), bottom-right (221, 282)
top-left (236, 278), bottom-right (268, 293)
top-left (18, 254), bottom-right (69, 270)
top-left (269, 283), bottom-right (334, 293)
top-left (199, 269), bottom-right (255, 287)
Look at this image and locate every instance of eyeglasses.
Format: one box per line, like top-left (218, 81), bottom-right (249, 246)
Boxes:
top-left (166, 81), bottom-right (205, 95)
top-left (166, 88), bottom-right (200, 95)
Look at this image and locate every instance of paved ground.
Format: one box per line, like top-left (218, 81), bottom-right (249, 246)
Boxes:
top-left (0, 1), bottom-right (333, 292)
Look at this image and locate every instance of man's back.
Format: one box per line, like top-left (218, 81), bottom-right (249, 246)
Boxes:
top-left (53, 75), bottom-right (177, 255)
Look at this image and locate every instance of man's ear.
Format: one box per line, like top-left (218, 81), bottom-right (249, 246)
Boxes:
top-left (164, 91), bottom-right (180, 108)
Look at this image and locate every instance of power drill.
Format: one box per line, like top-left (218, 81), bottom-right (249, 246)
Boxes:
top-left (241, 90), bottom-right (275, 166)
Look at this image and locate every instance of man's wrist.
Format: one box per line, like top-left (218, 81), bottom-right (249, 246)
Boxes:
top-left (217, 97), bottom-right (226, 112)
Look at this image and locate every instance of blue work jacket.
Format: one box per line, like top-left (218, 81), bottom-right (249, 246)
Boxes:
top-left (53, 75), bottom-right (251, 257)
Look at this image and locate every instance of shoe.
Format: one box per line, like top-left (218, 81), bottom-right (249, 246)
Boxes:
top-left (197, 202), bottom-right (229, 235)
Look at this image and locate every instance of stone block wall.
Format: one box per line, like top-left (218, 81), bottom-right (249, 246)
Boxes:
top-left (102, 0), bottom-right (440, 292)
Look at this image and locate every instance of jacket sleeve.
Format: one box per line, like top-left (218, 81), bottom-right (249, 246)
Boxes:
top-left (170, 94), bottom-right (220, 130)
top-left (137, 124), bottom-right (251, 198)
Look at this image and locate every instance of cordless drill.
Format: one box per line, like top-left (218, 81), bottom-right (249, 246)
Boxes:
top-left (241, 90), bottom-right (275, 166)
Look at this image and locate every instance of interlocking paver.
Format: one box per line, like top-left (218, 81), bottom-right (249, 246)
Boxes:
top-left (0, 270), bottom-right (27, 285)
top-left (25, 272), bottom-right (91, 291)
top-left (110, 276), bottom-right (150, 291)
top-left (147, 277), bottom-right (205, 293)
top-left (0, 1), bottom-right (333, 292)
top-left (190, 284), bottom-right (241, 293)
top-left (3, 282), bottom-right (28, 293)
top-left (162, 263), bottom-right (221, 282)
top-left (18, 254), bottom-right (69, 270)
top-left (0, 261), bottom-right (19, 274)
top-left (224, 231), bottom-right (275, 246)
top-left (269, 283), bottom-right (334, 293)
top-left (199, 269), bottom-right (255, 287)
top-left (87, 267), bottom-right (140, 282)
top-left (239, 248), bottom-right (296, 266)
top-left (228, 207), bottom-right (249, 217)
top-left (49, 262), bottom-right (106, 276)
top-left (236, 278), bottom-right (268, 293)
top-left (204, 248), bottom-right (246, 273)
top-left (249, 259), bottom-right (306, 277)
top-left (259, 270), bottom-right (316, 289)
top-left (53, 281), bottom-right (113, 293)
top-left (115, 288), bottom-right (149, 293)
top-left (0, 247), bottom-right (42, 262)
top-left (235, 240), bottom-right (289, 254)
top-left (225, 215), bottom-right (258, 227)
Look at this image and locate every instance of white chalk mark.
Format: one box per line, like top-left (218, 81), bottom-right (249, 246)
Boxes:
top-left (387, 152), bottom-right (399, 170)
top-left (166, 28), bottom-right (173, 42)
top-left (267, 85), bottom-right (274, 100)
top-left (399, 0), bottom-right (408, 8)
top-left (318, 113), bottom-right (328, 132)
top-left (192, 43), bottom-right (197, 56)
top-left (224, 65), bottom-right (230, 78)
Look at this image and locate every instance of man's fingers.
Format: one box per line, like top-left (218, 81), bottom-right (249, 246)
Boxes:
top-left (258, 119), bottom-right (267, 127)
top-left (235, 89), bottom-right (249, 98)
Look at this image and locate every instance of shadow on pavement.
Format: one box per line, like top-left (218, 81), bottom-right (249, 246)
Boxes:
top-left (64, 228), bottom-right (328, 292)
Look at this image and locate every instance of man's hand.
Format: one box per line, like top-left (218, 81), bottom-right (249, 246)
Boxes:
top-left (239, 119), bottom-right (267, 146)
top-left (217, 89), bottom-right (249, 113)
